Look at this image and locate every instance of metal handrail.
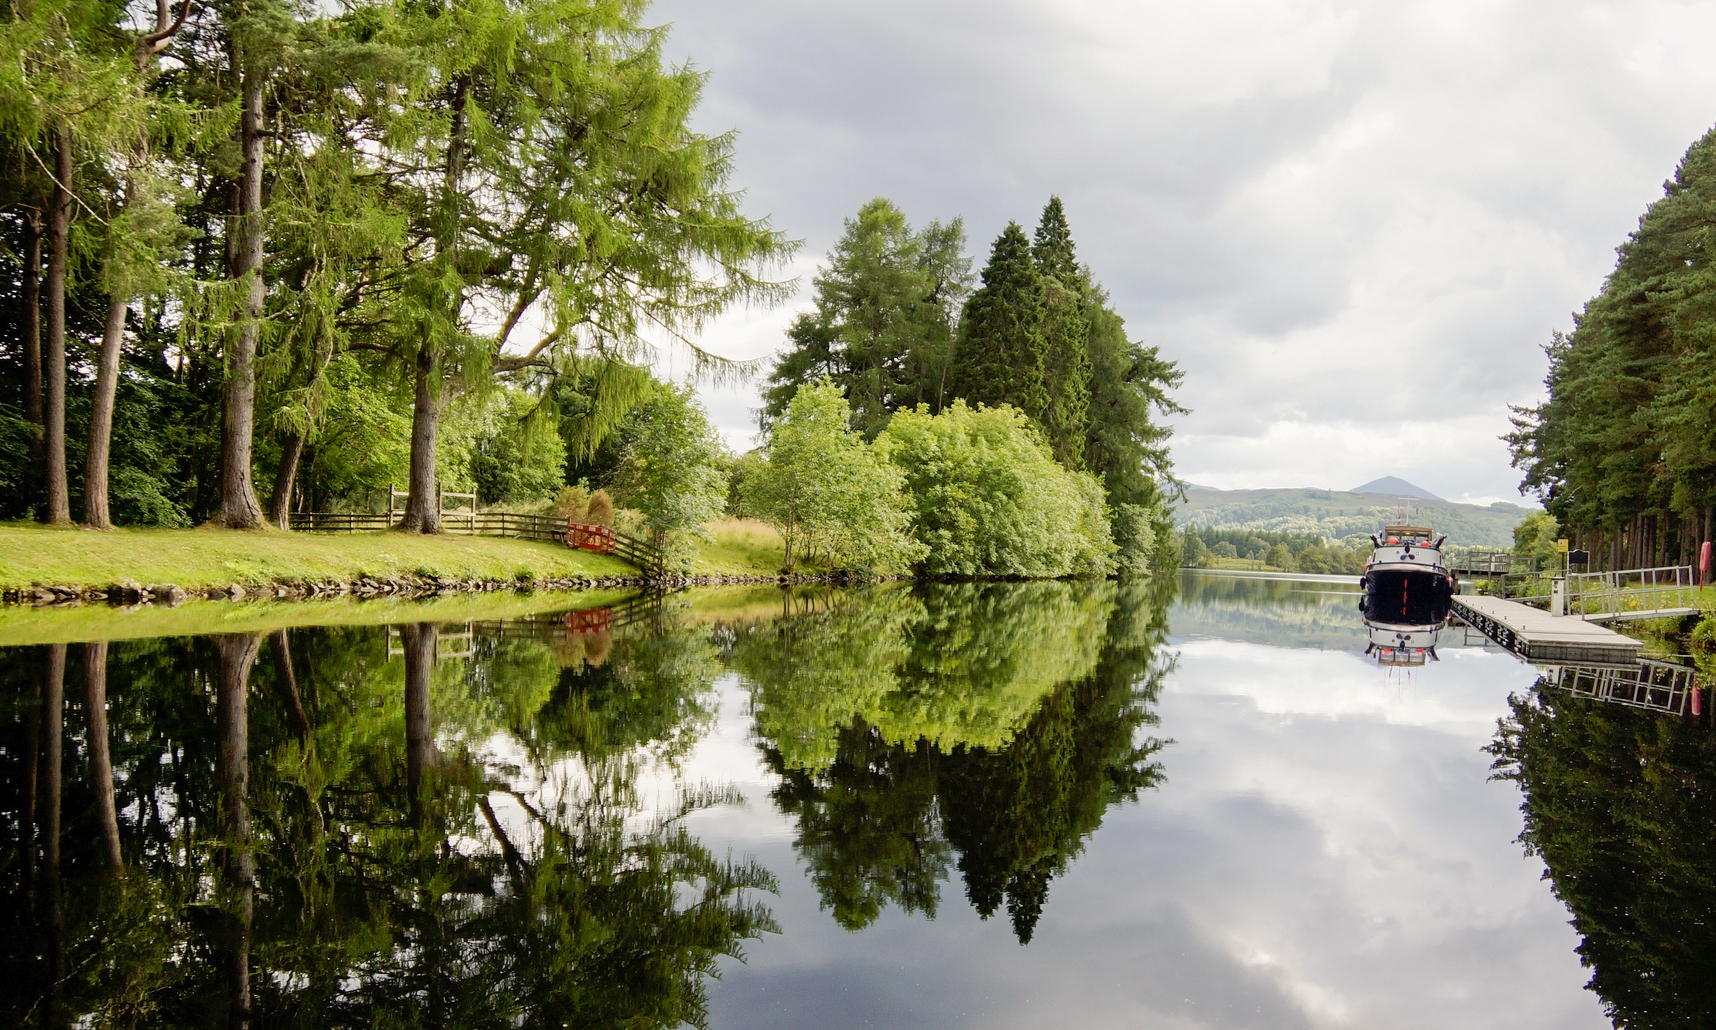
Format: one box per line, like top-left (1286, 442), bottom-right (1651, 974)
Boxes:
top-left (1567, 565), bottom-right (1696, 618)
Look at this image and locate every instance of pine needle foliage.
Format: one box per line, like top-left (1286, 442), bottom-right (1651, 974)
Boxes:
top-left (1509, 123), bottom-right (1716, 565)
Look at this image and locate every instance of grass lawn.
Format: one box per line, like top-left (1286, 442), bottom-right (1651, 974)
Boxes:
top-left (690, 518), bottom-right (792, 576)
top-left (0, 523), bottom-right (636, 593)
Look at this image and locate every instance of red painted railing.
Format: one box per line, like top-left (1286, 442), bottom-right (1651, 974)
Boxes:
top-left (565, 522), bottom-right (615, 554)
top-left (563, 607), bottom-right (615, 634)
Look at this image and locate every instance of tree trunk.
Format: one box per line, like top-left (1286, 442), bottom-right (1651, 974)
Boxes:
top-left (270, 630), bottom-right (310, 740)
top-left (84, 299), bottom-right (128, 529)
top-left (400, 76), bottom-right (470, 535)
top-left (84, 642), bottom-right (124, 872)
top-left (215, 62), bottom-right (267, 530)
top-left (43, 127), bottom-right (72, 525)
top-left (40, 645), bottom-right (66, 1026)
top-left (23, 209), bottom-right (42, 470)
top-left (24, 661), bottom-right (41, 907)
top-left (215, 634), bottom-right (260, 1030)
top-left (399, 343), bottom-right (443, 533)
top-left (267, 432), bottom-right (304, 529)
top-left (402, 622), bottom-right (439, 824)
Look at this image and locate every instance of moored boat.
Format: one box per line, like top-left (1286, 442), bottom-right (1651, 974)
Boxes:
top-left (1359, 524), bottom-right (1458, 664)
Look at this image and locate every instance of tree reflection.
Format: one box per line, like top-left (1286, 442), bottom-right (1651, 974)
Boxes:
top-left (742, 579), bottom-right (1175, 942)
top-left (0, 618), bottom-right (773, 1029)
top-left (1490, 678), bottom-right (1716, 1027)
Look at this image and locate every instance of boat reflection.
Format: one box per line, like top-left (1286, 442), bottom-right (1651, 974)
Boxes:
top-left (1359, 524), bottom-right (1457, 665)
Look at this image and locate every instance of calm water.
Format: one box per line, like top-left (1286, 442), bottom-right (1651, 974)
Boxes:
top-left (4, 572), bottom-right (1703, 1028)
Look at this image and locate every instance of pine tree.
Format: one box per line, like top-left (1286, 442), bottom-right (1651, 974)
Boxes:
top-left (1082, 289), bottom-right (1185, 508)
top-left (949, 222), bottom-right (1048, 422)
top-left (1032, 197), bottom-right (1091, 468)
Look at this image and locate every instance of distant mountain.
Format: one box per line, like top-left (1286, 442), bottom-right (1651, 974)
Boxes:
top-left (1175, 486), bottom-right (1535, 550)
top-left (1349, 476), bottom-right (1442, 500)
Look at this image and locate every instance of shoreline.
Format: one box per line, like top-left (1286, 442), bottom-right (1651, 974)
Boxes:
top-left (1180, 567), bottom-right (1361, 586)
top-left (3, 569), bottom-right (893, 608)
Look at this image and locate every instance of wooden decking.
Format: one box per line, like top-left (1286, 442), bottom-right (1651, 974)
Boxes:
top-left (1450, 594), bottom-right (1644, 665)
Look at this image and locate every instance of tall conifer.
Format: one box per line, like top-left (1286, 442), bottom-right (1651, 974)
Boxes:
top-left (1032, 197), bottom-right (1091, 468)
top-left (949, 222), bottom-right (1048, 423)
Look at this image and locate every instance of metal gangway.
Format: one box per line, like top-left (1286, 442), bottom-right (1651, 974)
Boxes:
top-left (1543, 659), bottom-right (1701, 716)
top-left (1565, 565), bottom-right (1701, 622)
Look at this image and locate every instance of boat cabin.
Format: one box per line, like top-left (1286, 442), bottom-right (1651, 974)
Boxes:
top-left (1382, 525), bottom-right (1434, 546)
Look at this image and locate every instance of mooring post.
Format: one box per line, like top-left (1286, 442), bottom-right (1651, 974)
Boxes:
top-left (1551, 576), bottom-right (1566, 617)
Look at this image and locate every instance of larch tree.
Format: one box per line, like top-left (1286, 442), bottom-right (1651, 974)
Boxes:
top-left (83, 0), bottom-right (195, 529)
top-left (1081, 286), bottom-right (1185, 509)
top-left (210, 0), bottom-right (296, 529)
top-left (382, 0), bottom-right (791, 534)
top-left (762, 199), bottom-right (970, 436)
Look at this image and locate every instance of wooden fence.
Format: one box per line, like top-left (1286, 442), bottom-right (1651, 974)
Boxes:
top-left (286, 510), bottom-right (663, 573)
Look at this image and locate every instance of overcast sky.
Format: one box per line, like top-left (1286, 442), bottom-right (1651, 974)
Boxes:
top-left (642, 0), bottom-right (1716, 505)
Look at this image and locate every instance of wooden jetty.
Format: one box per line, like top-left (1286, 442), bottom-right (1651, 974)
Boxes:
top-left (1450, 594), bottom-right (1644, 665)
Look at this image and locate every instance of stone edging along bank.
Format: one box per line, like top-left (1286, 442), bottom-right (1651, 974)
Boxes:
top-left (5, 571), bottom-right (894, 608)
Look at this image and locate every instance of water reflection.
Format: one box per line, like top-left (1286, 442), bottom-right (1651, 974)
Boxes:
top-left (1, 623), bottom-right (773, 1029)
top-left (0, 580), bottom-right (1177, 1026)
top-left (1172, 571), bottom-right (1365, 650)
top-left (729, 581), bottom-right (1174, 942)
top-left (1491, 676), bottom-right (1716, 1027)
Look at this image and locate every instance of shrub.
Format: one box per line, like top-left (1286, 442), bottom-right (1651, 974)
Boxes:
top-left (1691, 616), bottom-right (1716, 654)
top-left (877, 400), bottom-right (1114, 577)
top-left (1265, 543), bottom-right (1295, 570)
top-left (606, 383), bottom-right (727, 554)
top-left (586, 489), bottom-right (614, 527)
top-left (551, 484), bottom-right (591, 522)
top-left (742, 382), bottom-right (922, 571)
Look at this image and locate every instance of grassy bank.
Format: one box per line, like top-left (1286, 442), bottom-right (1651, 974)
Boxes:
top-left (0, 524), bottom-right (637, 593)
top-left (691, 519), bottom-right (791, 576)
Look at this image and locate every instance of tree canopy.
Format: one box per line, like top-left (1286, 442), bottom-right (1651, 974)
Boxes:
top-left (1509, 123), bottom-right (1716, 569)
top-left (0, 0), bottom-right (788, 532)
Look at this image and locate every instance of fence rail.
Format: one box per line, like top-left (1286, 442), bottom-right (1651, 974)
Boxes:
top-left (1448, 551), bottom-right (1542, 576)
top-left (286, 510), bottom-right (663, 572)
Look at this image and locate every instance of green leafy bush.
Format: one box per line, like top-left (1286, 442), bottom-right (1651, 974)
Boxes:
top-left (878, 400), bottom-right (1113, 577)
top-left (743, 382), bottom-right (922, 571)
top-left (608, 382), bottom-right (728, 555)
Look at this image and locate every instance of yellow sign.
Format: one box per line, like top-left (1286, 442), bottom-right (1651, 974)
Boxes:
top-left (1556, 539), bottom-right (1569, 553)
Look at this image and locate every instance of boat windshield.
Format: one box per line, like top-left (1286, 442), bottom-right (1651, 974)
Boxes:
top-left (1365, 569), bottom-right (1452, 625)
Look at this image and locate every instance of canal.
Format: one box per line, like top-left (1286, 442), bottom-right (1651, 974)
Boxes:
top-left (6, 572), bottom-right (1698, 1027)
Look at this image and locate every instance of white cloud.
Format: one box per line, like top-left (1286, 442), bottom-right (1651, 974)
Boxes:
top-left (648, 0), bottom-right (1716, 497)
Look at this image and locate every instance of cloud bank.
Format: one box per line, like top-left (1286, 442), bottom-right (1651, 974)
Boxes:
top-left (650, 0), bottom-right (1716, 502)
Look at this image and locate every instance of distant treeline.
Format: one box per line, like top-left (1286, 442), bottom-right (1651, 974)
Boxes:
top-left (1180, 526), bottom-right (1366, 574)
top-left (1176, 488), bottom-right (1530, 551)
top-left (1510, 124), bottom-right (1716, 571)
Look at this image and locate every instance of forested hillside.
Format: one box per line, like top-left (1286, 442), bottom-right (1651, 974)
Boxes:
top-left (1509, 124), bottom-right (1716, 570)
top-left (1176, 486), bottom-right (1533, 550)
